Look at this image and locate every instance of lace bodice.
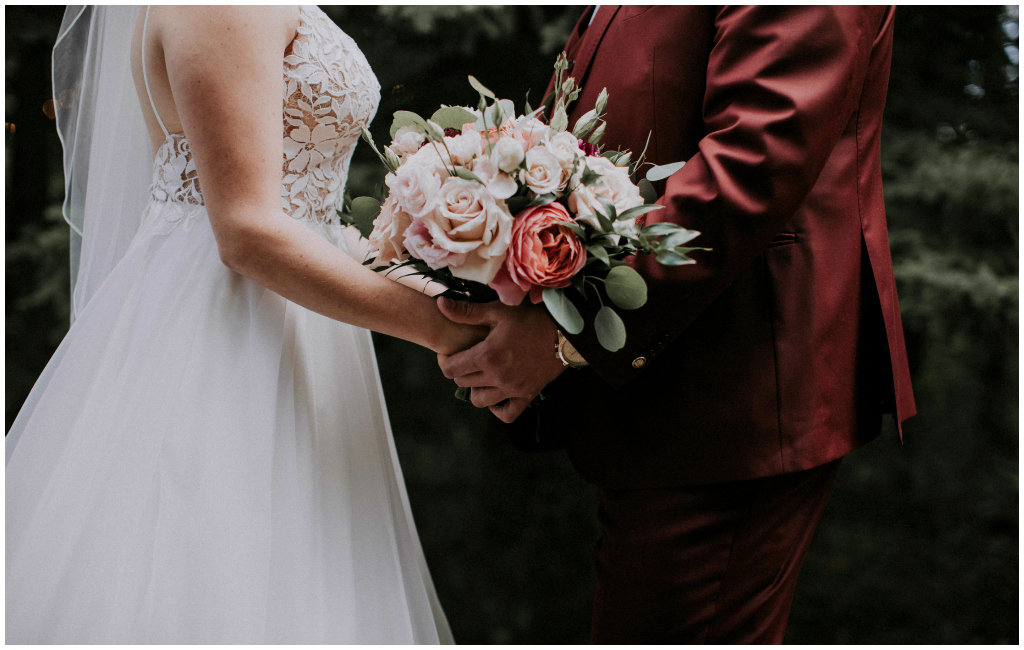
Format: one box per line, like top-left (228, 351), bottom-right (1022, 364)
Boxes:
top-left (149, 6), bottom-right (381, 225)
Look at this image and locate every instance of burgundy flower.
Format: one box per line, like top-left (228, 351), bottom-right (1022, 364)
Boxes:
top-left (578, 140), bottom-right (600, 157)
top-left (444, 128), bottom-right (462, 138)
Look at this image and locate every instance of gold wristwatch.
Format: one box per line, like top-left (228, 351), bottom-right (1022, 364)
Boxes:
top-left (556, 330), bottom-right (589, 368)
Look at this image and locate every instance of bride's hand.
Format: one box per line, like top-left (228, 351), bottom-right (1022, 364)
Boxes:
top-left (431, 314), bottom-right (489, 356)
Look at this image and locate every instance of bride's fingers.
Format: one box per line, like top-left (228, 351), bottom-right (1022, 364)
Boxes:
top-left (452, 371), bottom-right (490, 388)
top-left (469, 386), bottom-right (507, 409)
top-left (438, 346), bottom-right (484, 379)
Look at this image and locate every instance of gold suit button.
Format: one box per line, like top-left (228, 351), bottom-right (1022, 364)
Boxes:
top-left (632, 357), bottom-right (647, 369)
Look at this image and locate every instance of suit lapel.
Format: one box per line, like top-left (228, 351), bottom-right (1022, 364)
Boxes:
top-left (567, 5), bottom-right (621, 85)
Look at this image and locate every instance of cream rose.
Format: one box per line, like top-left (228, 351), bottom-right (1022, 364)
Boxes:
top-left (386, 162), bottom-right (443, 219)
top-left (545, 131), bottom-right (580, 187)
top-left (516, 117), bottom-right (550, 150)
top-left (390, 125), bottom-right (426, 159)
top-left (470, 157), bottom-right (518, 200)
top-left (445, 131), bottom-right (484, 166)
top-left (403, 141), bottom-right (452, 177)
top-left (491, 136), bottom-right (525, 174)
top-left (366, 194), bottom-right (412, 267)
top-left (568, 156), bottom-right (644, 233)
top-left (420, 177), bottom-right (513, 284)
top-left (518, 145), bottom-right (565, 195)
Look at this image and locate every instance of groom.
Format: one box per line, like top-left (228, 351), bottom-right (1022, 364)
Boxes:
top-left (438, 6), bottom-right (915, 643)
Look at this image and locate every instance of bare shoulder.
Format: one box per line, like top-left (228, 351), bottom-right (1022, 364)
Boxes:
top-left (152, 5), bottom-right (299, 52)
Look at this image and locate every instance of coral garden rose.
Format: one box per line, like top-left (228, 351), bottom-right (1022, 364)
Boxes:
top-left (367, 194), bottom-right (413, 267)
top-left (386, 161), bottom-right (443, 219)
top-left (490, 202), bottom-right (587, 306)
top-left (568, 155), bottom-right (644, 233)
top-left (403, 217), bottom-right (467, 270)
top-left (389, 125), bottom-right (426, 159)
top-left (421, 177), bottom-right (514, 284)
top-left (519, 145), bottom-right (565, 195)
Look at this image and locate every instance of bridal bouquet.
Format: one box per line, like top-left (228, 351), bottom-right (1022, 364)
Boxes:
top-left (342, 54), bottom-right (706, 352)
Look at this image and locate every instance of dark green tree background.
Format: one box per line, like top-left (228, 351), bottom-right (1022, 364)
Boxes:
top-left (5, 5), bottom-right (1018, 644)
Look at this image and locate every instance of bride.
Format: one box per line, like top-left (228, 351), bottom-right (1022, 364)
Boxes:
top-left (6, 5), bottom-right (474, 643)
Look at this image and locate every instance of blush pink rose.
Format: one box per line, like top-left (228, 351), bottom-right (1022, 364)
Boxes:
top-left (366, 194), bottom-right (412, 267)
top-left (490, 202), bottom-right (587, 306)
top-left (403, 218), bottom-right (467, 270)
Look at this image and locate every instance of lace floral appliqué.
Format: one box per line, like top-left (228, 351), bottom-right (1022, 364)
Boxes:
top-left (148, 5), bottom-right (380, 229)
top-left (151, 134), bottom-right (203, 206)
top-left (281, 6), bottom-right (381, 223)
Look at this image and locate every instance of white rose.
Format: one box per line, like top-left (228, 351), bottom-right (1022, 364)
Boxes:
top-left (445, 131), bottom-right (484, 166)
top-left (421, 177), bottom-right (513, 284)
top-left (545, 131), bottom-right (580, 187)
top-left (366, 194), bottom-right (412, 267)
top-left (404, 141), bottom-right (452, 177)
top-left (470, 156), bottom-right (518, 200)
top-left (490, 136), bottom-right (525, 174)
top-left (568, 156), bottom-right (644, 234)
top-left (390, 126), bottom-right (426, 159)
top-left (518, 145), bottom-right (565, 195)
top-left (386, 162), bottom-right (442, 219)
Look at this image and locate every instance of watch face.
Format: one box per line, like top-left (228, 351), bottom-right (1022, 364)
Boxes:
top-left (560, 339), bottom-right (587, 366)
top-left (564, 347), bottom-right (587, 365)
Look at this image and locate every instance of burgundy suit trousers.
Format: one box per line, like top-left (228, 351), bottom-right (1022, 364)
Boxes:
top-left (591, 459), bottom-right (841, 644)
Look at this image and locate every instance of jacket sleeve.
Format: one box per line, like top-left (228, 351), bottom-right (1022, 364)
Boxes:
top-left (565, 5), bottom-right (882, 389)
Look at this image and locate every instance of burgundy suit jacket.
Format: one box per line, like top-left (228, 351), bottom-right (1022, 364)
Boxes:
top-left (521, 5), bottom-right (916, 489)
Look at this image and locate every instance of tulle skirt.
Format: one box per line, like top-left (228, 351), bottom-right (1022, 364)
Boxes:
top-left (6, 201), bottom-right (453, 643)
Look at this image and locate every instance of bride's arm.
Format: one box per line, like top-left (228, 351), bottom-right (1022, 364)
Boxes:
top-left (154, 6), bottom-right (479, 354)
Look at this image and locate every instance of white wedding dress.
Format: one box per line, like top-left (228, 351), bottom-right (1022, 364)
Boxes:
top-left (6, 6), bottom-right (452, 644)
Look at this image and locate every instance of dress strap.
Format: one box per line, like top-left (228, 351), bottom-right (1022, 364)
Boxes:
top-left (141, 6), bottom-right (169, 138)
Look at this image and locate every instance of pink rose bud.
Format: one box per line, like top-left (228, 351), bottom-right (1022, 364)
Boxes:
top-left (490, 202), bottom-right (587, 305)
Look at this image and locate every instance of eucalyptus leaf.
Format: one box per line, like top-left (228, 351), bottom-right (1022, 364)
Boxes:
top-left (468, 75), bottom-right (496, 98)
top-left (587, 245), bottom-right (610, 266)
top-left (342, 196), bottom-right (382, 239)
top-left (454, 167), bottom-right (485, 184)
top-left (542, 288), bottom-right (584, 335)
top-left (389, 110), bottom-right (427, 139)
top-left (642, 222), bottom-right (681, 237)
top-left (598, 199), bottom-right (617, 222)
top-left (638, 179), bottom-right (658, 204)
top-left (658, 229), bottom-right (701, 249)
top-left (561, 220), bottom-right (587, 238)
top-left (526, 193), bottom-right (557, 208)
top-left (430, 106), bottom-right (478, 131)
top-left (655, 249), bottom-right (696, 266)
top-left (596, 211), bottom-right (615, 233)
top-left (571, 272), bottom-right (587, 296)
top-left (506, 196), bottom-right (530, 214)
top-left (617, 204), bottom-right (664, 222)
top-left (646, 160), bottom-right (687, 182)
top-left (580, 166), bottom-right (602, 187)
top-left (604, 265), bottom-right (648, 310)
top-left (595, 306), bottom-right (627, 351)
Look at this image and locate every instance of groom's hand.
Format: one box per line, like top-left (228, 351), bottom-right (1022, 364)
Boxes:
top-left (436, 297), bottom-right (565, 422)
